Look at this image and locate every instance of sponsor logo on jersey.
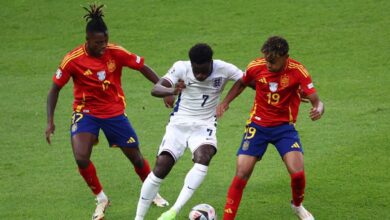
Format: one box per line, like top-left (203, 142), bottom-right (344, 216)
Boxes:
top-left (97, 71), bottom-right (106, 81)
top-left (136, 55), bottom-right (141, 64)
top-left (107, 59), bottom-right (116, 72)
top-left (55, 69), bottom-right (62, 79)
top-left (213, 77), bottom-right (222, 88)
top-left (269, 82), bottom-right (278, 92)
top-left (280, 74), bottom-right (289, 88)
top-left (83, 69), bottom-right (93, 76)
top-left (258, 77), bottom-right (267, 84)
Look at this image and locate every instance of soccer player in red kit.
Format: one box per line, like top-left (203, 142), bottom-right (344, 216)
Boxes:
top-left (45, 4), bottom-right (168, 220)
top-left (217, 36), bottom-right (324, 220)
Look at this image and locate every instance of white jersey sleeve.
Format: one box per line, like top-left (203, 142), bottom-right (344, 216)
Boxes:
top-left (162, 61), bottom-right (187, 86)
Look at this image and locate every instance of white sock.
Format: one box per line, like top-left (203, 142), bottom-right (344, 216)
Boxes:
top-left (172, 163), bottom-right (208, 213)
top-left (135, 172), bottom-right (163, 219)
top-left (96, 190), bottom-right (108, 203)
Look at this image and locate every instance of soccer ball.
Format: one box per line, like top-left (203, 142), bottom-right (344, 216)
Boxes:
top-left (188, 203), bottom-right (217, 220)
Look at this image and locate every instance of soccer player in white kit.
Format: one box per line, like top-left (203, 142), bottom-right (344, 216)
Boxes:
top-left (135, 43), bottom-right (243, 220)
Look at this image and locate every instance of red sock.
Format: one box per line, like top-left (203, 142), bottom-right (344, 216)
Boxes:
top-left (223, 176), bottom-right (248, 220)
top-left (134, 159), bottom-right (151, 182)
top-left (291, 171), bottom-right (306, 206)
top-left (78, 161), bottom-right (102, 195)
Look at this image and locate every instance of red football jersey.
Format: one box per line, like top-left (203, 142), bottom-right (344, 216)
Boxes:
top-left (53, 43), bottom-right (145, 118)
top-left (242, 58), bottom-right (316, 127)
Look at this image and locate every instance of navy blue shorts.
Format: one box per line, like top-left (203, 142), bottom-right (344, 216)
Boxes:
top-left (237, 122), bottom-right (303, 158)
top-left (70, 112), bottom-right (139, 148)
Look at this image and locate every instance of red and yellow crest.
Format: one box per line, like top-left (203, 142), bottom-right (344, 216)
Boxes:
top-left (280, 74), bottom-right (289, 88)
top-left (107, 59), bottom-right (116, 73)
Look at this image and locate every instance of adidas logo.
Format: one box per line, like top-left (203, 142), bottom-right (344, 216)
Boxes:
top-left (291, 142), bottom-right (300, 148)
top-left (224, 208), bottom-right (233, 214)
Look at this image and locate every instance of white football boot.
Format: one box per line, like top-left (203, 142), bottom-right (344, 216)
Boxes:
top-left (92, 199), bottom-right (110, 220)
top-left (291, 203), bottom-right (314, 220)
top-left (153, 193), bottom-right (169, 207)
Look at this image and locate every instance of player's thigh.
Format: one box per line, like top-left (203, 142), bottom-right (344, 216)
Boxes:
top-left (157, 123), bottom-right (189, 162)
top-left (193, 144), bottom-right (217, 165)
top-left (236, 154), bottom-right (258, 180)
top-left (70, 112), bottom-right (99, 162)
top-left (100, 114), bottom-right (139, 148)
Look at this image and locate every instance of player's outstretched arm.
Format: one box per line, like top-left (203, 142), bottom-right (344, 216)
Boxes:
top-left (46, 83), bottom-right (61, 145)
top-left (307, 93), bottom-right (324, 121)
top-left (151, 78), bottom-right (185, 98)
top-left (139, 64), bottom-right (160, 84)
top-left (217, 79), bottom-right (247, 118)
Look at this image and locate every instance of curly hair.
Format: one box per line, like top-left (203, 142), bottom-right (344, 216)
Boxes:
top-left (83, 3), bottom-right (108, 35)
top-left (189, 43), bottom-right (213, 64)
top-left (261, 36), bottom-right (289, 60)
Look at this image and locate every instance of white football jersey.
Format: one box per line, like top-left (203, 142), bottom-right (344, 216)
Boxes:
top-left (162, 60), bottom-right (243, 123)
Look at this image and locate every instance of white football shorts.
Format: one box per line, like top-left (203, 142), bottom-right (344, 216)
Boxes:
top-left (157, 121), bottom-right (217, 162)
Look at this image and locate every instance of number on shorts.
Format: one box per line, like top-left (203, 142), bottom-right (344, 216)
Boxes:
top-left (244, 126), bottom-right (256, 139)
top-left (207, 128), bottom-right (213, 136)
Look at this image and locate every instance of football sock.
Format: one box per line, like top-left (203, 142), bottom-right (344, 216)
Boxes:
top-left (172, 163), bottom-right (208, 213)
top-left (96, 191), bottom-right (108, 203)
top-left (78, 161), bottom-right (103, 195)
top-left (291, 170), bottom-right (306, 206)
top-left (134, 158), bottom-right (151, 182)
top-left (223, 176), bottom-right (248, 220)
top-left (135, 172), bottom-right (163, 219)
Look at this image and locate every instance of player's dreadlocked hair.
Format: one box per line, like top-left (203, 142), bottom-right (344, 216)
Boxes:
top-left (189, 43), bottom-right (213, 64)
top-left (83, 3), bottom-right (108, 35)
top-left (261, 36), bottom-right (289, 60)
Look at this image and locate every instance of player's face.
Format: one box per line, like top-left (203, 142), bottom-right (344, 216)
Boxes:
top-left (86, 32), bottom-right (108, 57)
top-left (191, 61), bottom-right (213, 81)
top-left (264, 54), bottom-right (288, 73)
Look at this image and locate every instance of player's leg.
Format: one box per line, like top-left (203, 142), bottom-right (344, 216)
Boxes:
top-left (223, 155), bottom-right (257, 220)
top-left (224, 122), bottom-right (268, 220)
top-left (70, 113), bottom-right (108, 220)
top-left (169, 144), bottom-right (216, 215)
top-left (274, 124), bottom-right (313, 220)
top-left (136, 153), bottom-right (175, 220)
top-left (136, 123), bottom-right (186, 220)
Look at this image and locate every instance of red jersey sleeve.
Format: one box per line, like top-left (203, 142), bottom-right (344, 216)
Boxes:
top-left (110, 45), bottom-right (145, 70)
top-left (52, 55), bottom-right (73, 88)
top-left (296, 65), bottom-right (316, 96)
top-left (242, 66), bottom-right (257, 85)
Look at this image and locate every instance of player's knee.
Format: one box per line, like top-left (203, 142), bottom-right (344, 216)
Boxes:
top-left (153, 153), bottom-right (175, 179)
top-left (235, 168), bottom-right (252, 180)
top-left (75, 159), bottom-right (90, 169)
top-left (193, 153), bottom-right (213, 165)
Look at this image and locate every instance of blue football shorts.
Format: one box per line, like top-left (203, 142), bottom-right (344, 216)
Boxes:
top-left (237, 121), bottom-right (303, 158)
top-left (70, 112), bottom-right (139, 148)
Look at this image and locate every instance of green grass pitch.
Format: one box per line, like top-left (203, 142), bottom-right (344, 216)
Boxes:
top-left (0, 0), bottom-right (389, 219)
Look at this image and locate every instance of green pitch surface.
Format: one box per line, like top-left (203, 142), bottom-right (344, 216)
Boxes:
top-left (1, 0), bottom-right (389, 219)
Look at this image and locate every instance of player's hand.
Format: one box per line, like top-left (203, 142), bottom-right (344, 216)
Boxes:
top-left (216, 102), bottom-right (229, 119)
top-left (310, 102), bottom-right (324, 121)
top-left (45, 123), bottom-right (55, 145)
top-left (173, 79), bottom-right (186, 95)
top-left (163, 95), bottom-right (175, 108)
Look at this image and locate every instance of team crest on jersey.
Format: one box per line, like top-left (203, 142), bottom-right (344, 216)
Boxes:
top-left (107, 59), bottom-right (116, 73)
top-left (269, 82), bottom-right (278, 92)
top-left (55, 69), bottom-right (62, 79)
top-left (213, 77), bottom-right (222, 88)
top-left (97, 71), bottom-right (106, 81)
top-left (280, 74), bottom-right (289, 88)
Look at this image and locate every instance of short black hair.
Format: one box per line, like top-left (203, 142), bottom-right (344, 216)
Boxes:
top-left (189, 43), bottom-right (213, 64)
top-left (261, 36), bottom-right (289, 59)
top-left (83, 4), bottom-right (108, 35)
